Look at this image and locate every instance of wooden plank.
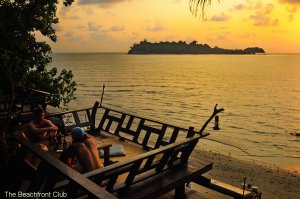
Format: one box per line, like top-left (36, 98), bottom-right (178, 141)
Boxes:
top-left (105, 118), bottom-right (113, 132)
top-left (142, 156), bottom-right (156, 171)
top-left (101, 105), bottom-right (189, 131)
top-left (125, 115), bottom-right (134, 130)
top-left (141, 125), bottom-right (161, 134)
top-left (90, 101), bottom-right (99, 130)
top-left (133, 118), bottom-right (145, 143)
top-left (192, 175), bottom-right (252, 199)
top-left (115, 113), bottom-right (126, 136)
top-left (117, 163), bottom-right (213, 199)
top-left (125, 160), bottom-right (143, 185)
top-left (119, 127), bottom-right (136, 136)
top-left (211, 179), bottom-right (250, 195)
top-left (155, 124), bottom-right (167, 148)
top-left (84, 136), bottom-right (202, 179)
top-left (27, 161), bottom-right (49, 192)
top-left (169, 128), bottom-right (179, 144)
top-left (98, 109), bottom-right (109, 130)
top-left (142, 129), bottom-right (152, 148)
top-left (73, 112), bottom-right (81, 126)
top-left (186, 127), bottom-right (196, 138)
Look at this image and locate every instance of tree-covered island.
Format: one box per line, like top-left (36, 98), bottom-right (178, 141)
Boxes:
top-left (128, 40), bottom-right (265, 54)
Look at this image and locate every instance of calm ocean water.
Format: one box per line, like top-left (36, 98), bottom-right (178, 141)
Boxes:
top-left (50, 53), bottom-right (300, 171)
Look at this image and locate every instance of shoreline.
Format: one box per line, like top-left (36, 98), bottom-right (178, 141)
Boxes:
top-left (191, 149), bottom-right (300, 199)
top-left (198, 137), bottom-right (300, 174)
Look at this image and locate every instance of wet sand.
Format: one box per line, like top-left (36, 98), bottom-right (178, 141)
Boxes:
top-left (190, 149), bottom-right (300, 199)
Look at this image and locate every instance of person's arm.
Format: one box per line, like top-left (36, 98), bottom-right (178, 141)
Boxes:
top-left (45, 119), bottom-right (59, 132)
top-left (28, 120), bottom-right (58, 134)
top-left (60, 144), bottom-right (77, 168)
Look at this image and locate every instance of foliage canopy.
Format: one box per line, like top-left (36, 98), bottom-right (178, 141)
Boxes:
top-left (0, 0), bottom-right (76, 108)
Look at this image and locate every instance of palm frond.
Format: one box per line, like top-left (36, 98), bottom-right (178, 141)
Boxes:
top-left (189, 0), bottom-right (214, 18)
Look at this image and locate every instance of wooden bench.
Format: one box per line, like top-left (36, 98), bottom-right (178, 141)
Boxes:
top-left (193, 176), bottom-right (262, 199)
top-left (79, 136), bottom-right (213, 199)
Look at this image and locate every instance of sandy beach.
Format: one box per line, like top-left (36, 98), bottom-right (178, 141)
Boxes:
top-left (189, 149), bottom-right (300, 199)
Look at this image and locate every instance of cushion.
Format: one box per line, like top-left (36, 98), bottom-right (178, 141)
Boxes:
top-left (99, 144), bottom-right (126, 157)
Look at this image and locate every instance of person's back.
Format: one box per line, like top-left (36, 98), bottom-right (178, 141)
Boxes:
top-left (61, 127), bottom-right (102, 173)
top-left (71, 136), bottom-right (102, 173)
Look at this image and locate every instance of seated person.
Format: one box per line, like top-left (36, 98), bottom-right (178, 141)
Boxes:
top-left (26, 105), bottom-right (58, 143)
top-left (60, 127), bottom-right (102, 173)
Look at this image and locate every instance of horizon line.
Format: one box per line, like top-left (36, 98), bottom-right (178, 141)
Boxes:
top-left (51, 51), bottom-right (300, 55)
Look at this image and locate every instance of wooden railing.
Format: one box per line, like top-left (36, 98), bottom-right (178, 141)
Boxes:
top-left (0, 86), bottom-right (52, 120)
top-left (3, 102), bottom-right (212, 198)
top-left (98, 105), bottom-right (200, 150)
top-left (42, 103), bottom-right (204, 150)
top-left (12, 135), bottom-right (117, 199)
top-left (81, 136), bottom-right (212, 198)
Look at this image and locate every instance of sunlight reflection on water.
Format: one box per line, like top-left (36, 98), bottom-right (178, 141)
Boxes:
top-left (50, 53), bottom-right (300, 171)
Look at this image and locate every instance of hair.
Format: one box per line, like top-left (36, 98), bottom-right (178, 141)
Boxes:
top-left (33, 105), bottom-right (44, 114)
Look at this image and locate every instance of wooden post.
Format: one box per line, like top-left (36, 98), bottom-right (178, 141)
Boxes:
top-left (100, 84), bottom-right (105, 107)
top-left (175, 185), bottom-right (185, 199)
top-left (199, 104), bottom-right (224, 136)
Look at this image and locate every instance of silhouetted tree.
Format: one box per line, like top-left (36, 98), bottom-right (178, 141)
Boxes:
top-left (0, 0), bottom-right (76, 109)
top-left (190, 40), bottom-right (198, 45)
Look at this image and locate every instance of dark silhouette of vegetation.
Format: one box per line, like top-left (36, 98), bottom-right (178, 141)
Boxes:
top-left (0, 0), bottom-right (76, 109)
top-left (189, 0), bottom-right (215, 18)
top-left (128, 40), bottom-right (265, 54)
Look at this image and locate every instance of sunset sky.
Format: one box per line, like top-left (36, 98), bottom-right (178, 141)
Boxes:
top-left (45, 0), bottom-right (300, 53)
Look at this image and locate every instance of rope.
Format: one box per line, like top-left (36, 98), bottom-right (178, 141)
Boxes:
top-left (203, 137), bottom-right (253, 156)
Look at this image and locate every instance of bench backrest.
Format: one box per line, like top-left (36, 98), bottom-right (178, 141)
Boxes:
top-left (97, 106), bottom-right (199, 150)
top-left (47, 104), bottom-right (202, 150)
top-left (84, 136), bottom-right (201, 193)
top-left (46, 101), bottom-right (99, 135)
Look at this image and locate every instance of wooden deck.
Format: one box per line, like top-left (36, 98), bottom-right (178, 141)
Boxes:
top-left (2, 101), bottom-right (229, 198)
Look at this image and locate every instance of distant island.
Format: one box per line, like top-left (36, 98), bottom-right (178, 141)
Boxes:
top-left (128, 40), bottom-right (265, 54)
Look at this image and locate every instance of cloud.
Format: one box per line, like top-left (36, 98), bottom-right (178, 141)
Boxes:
top-left (111, 25), bottom-right (124, 32)
top-left (90, 32), bottom-right (107, 41)
top-left (280, 0), bottom-right (300, 5)
top-left (145, 23), bottom-right (164, 32)
top-left (287, 6), bottom-right (298, 12)
top-left (209, 13), bottom-right (230, 22)
top-left (129, 32), bottom-right (139, 40)
top-left (52, 24), bottom-right (63, 32)
top-left (217, 35), bottom-right (227, 41)
top-left (64, 31), bottom-right (82, 42)
top-left (234, 2), bottom-right (279, 26)
top-left (65, 31), bottom-right (74, 38)
top-left (264, 3), bottom-right (274, 14)
top-left (59, 6), bottom-right (79, 19)
top-left (250, 12), bottom-right (279, 26)
top-left (233, 4), bottom-right (245, 10)
top-left (279, 0), bottom-right (300, 13)
top-left (87, 22), bottom-right (101, 32)
top-left (240, 32), bottom-right (256, 39)
top-left (78, 0), bottom-right (127, 7)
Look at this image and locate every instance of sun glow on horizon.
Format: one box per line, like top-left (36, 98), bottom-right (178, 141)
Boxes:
top-left (43, 0), bottom-right (300, 53)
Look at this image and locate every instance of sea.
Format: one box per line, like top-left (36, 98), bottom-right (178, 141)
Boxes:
top-left (50, 53), bottom-right (300, 172)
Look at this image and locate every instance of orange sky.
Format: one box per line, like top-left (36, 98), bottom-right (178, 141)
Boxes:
top-left (44, 0), bottom-right (300, 53)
